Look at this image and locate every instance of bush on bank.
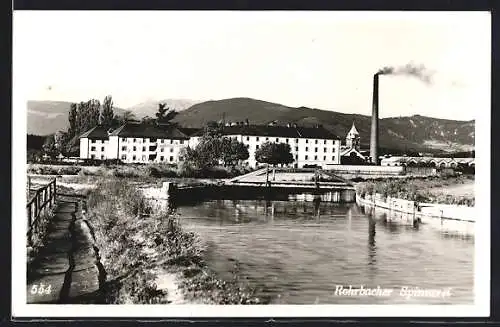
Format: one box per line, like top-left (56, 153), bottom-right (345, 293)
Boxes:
top-left (85, 178), bottom-right (262, 304)
top-left (355, 175), bottom-right (475, 207)
top-left (28, 163), bottom-right (254, 179)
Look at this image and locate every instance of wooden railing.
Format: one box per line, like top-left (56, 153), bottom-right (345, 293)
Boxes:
top-left (27, 178), bottom-right (57, 246)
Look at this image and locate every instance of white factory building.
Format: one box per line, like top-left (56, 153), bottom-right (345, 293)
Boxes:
top-left (79, 122), bottom-right (343, 168)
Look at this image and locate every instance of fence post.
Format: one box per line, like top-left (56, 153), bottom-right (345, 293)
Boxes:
top-left (53, 178), bottom-right (57, 203)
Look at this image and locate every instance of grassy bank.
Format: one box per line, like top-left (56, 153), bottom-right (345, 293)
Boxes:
top-left (355, 175), bottom-right (475, 207)
top-left (27, 163), bottom-right (254, 179)
top-left (85, 179), bottom-right (262, 304)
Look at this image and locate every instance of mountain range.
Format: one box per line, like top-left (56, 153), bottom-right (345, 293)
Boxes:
top-left (27, 97), bottom-right (474, 153)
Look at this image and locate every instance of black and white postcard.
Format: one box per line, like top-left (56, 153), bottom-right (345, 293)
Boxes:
top-left (12, 10), bottom-right (490, 318)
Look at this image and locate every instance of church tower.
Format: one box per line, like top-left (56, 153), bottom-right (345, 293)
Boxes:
top-left (346, 122), bottom-right (360, 151)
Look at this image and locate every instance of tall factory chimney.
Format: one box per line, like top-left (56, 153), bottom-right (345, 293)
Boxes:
top-left (370, 73), bottom-right (379, 165)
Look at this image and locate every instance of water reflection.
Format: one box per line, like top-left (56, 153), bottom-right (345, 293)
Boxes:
top-left (174, 198), bottom-right (474, 304)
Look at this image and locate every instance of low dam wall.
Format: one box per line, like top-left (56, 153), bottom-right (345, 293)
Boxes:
top-left (139, 181), bottom-right (356, 208)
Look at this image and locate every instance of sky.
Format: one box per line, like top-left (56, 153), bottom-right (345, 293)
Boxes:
top-left (13, 11), bottom-right (490, 120)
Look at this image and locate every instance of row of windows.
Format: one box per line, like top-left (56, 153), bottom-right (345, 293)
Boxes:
top-left (90, 146), bottom-right (105, 152)
top-left (240, 136), bottom-right (334, 144)
top-left (120, 154), bottom-right (176, 162)
top-left (250, 145), bottom-right (336, 153)
top-left (90, 140), bottom-right (107, 144)
top-left (120, 146), bottom-right (175, 152)
top-left (302, 155), bottom-right (336, 161)
top-left (120, 138), bottom-right (185, 145)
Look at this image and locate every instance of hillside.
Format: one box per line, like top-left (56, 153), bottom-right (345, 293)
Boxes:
top-left (27, 100), bottom-right (125, 136)
top-left (172, 98), bottom-right (475, 153)
top-left (125, 99), bottom-right (201, 119)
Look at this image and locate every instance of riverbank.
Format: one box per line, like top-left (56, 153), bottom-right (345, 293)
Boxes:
top-left (354, 175), bottom-right (475, 231)
top-left (82, 178), bottom-right (263, 304)
top-left (354, 175), bottom-right (475, 207)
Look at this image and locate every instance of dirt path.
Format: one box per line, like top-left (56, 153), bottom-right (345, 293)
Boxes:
top-left (27, 198), bottom-right (105, 304)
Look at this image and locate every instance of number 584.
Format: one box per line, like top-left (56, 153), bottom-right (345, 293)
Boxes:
top-left (31, 283), bottom-right (52, 295)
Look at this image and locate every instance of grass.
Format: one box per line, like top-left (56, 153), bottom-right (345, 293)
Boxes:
top-left (84, 178), bottom-right (262, 304)
top-left (28, 163), bottom-right (255, 179)
top-left (355, 175), bottom-right (475, 207)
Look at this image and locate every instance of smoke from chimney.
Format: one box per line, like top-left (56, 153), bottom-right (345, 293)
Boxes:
top-left (377, 63), bottom-right (433, 84)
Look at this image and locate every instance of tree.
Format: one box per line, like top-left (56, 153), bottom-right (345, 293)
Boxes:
top-left (113, 110), bottom-right (137, 127)
top-left (221, 138), bottom-right (249, 166)
top-left (255, 142), bottom-right (294, 166)
top-left (42, 135), bottom-right (58, 160)
top-left (68, 103), bottom-right (78, 136)
top-left (155, 103), bottom-right (178, 125)
top-left (100, 95), bottom-right (115, 128)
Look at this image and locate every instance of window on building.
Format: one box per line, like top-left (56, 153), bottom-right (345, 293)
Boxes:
top-left (315, 140), bottom-right (318, 144)
top-left (315, 148), bottom-right (318, 153)
top-left (133, 155), bottom-right (136, 160)
top-left (90, 146), bottom-right (96, 151)
top-left (324, 148), bottom-right (327, 152)
top-left (180, 140), bottom-right (184, 144)
top-left (276, 138), bottom-right (279, 142)
top-left (91, 154), bottom-right (96, 159)
top-left (121, 155), bottom-right (126, 160)
top-left (256, 137), bottom-right (259, 141)
top-left (91, 140), bottom-right (96, 144)
top-left (101, 147), bottom-right (105, 151)
top-left (160, 148), bottom-right (164, 152)
top-left (286, 139), bottom-right (289, 143)
top-left (133, 138), bottom-right (137, 142)
top-left (295, 139), bottom-right (299, 143)
top-left (265, 137), bottom-right (269, 141)
top-left (332, 156), bottom-right (335, 161)
top-left (305, 147), bottom-right (309, 152)
top-left (324, 140), bottom-right (327, 144)
top-left (122, 138), bottom-right (126, 142)
top-left (323, 156), bottom-right (326, 161)
top-left (142, 155), bottom-right (146, 161)
top-left (170, 140), bottom-right (174, 144)
top-left (143, 138), bottom-right (147, 142)
top-left (160, 139), bottom-right (164, 144)
top-left (170, 148), bottom-right (174, 153)
top-left (295, 154), bottom-right (298, 159)
top-left (160, 156), bottom-right (164, 161)
top-left (133, 146), bottom-right (137, 151)
top-left (246, 136), bottom-right (250, 141)
top-left (121, 146), bottom-right (127, 151)
top-left (295, 146), bottom-right (298, 151)
top-left (169, 156), bottom-right (174, 162)
top-left (142, 146), bottom-right (146, 151)
top-left (305, 139), bottom-right (309, 143)
top-left (314, 155), bottom-right (318, 160)
top-left (305, 155), bottom-right (309, 160)
top-left (101, 155), bottom-right (105, 160)
top-left (256, 145), bottom-right (260, 150)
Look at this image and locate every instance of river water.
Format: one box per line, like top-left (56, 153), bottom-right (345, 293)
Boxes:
top-left (175, 198), bottom-right (474, 305)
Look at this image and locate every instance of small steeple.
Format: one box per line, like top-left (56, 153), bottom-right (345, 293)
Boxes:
top-left (346, 121), bottom-right (360, 151)
top-left (347, 122), bottom-right (359, 137)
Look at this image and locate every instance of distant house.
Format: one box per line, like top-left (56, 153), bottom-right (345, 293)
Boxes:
top-left (190, 123), bottom-right (342, 168)
top-left (79, 126), bottom-right (112, 161)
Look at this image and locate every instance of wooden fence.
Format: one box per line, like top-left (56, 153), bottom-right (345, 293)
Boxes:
top-left (27, 178), bottom-right (57, 246)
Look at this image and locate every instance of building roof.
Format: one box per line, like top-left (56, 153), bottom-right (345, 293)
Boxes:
top-left (108, 123), bottom-right (190, 139)
top-left (346, 122), bottom-right (359, 137)
top-left (192, 124), bottom-right (340, 139)
top-left (79, 126), bottom-right (111, 139)
top-left (341, 147), bottom-right (365, 158)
